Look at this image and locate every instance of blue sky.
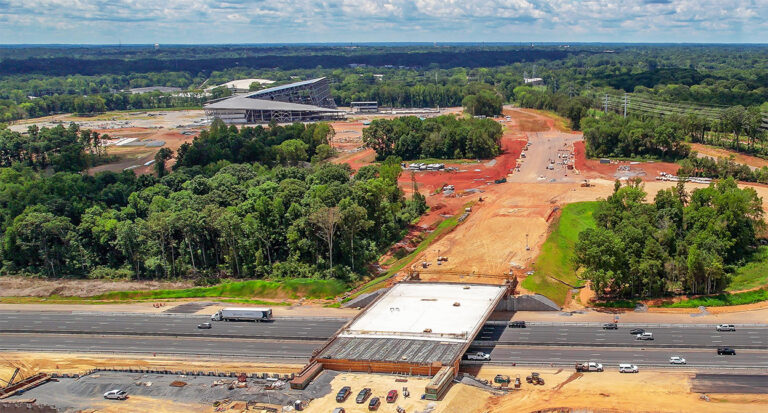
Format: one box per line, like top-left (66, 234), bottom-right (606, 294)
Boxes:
top-left (0, 0), bottom-right (766, 44)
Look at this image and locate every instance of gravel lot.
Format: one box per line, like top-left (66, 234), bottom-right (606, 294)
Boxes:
top-left (10, 370), bottom-right (338, 412)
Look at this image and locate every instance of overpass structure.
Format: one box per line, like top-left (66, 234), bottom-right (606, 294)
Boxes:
top-left (312, 282), bottom-right (509, 376)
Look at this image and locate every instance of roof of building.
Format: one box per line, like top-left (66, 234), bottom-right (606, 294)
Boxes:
top-left (339, 283), bottom-right (506, 343)
top-left (245, 77), bottom-right (327, 97)
top-left (211, 78), bottom-right (275, 91)
top-left (204, 95), bottom-right (344, 112)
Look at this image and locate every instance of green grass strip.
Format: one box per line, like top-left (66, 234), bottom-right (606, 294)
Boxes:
top-left (658, 289), bottom-right (768, 308)
top-left (521, 202), bottom-right (599, 306)
top-left (727, 246), bottom-right (768, 292)
top-left (93, 279), bottom-right (347, 301)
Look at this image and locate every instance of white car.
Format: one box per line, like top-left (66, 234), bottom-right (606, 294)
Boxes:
top-left (619, 364), bottom-right (639, 373)
top-left (716, 324), bottom-right (736, 332)
top-left (103, 389), bottom-right (128, 400)
top-left (466, 352), bottom-right (491, 361)
top-left (636, 332), bottom-right (654, 340)
top-left (669, 356), bottom-right (686, 365)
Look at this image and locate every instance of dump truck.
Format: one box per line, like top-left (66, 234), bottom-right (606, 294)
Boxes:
top-left (575, 362), bottom-right (603, 372)
top-left (211, 307), bottom-right (272, 322)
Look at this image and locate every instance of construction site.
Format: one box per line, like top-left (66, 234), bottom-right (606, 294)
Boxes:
top-left (4, 107), bottom-right (768, 412)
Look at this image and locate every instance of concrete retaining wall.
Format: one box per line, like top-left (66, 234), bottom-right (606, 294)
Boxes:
top-left (342, 288), bottom-right (388, 309)
top-left (496, 294), bottom-right (560, 311)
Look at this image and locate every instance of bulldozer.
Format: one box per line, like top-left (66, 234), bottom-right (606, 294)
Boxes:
top-left (525, 372), bottom-right (545, 385)
top-left (580, 179), bottom-right (592, 188)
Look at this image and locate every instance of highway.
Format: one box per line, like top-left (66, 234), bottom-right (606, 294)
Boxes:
top-left (3, 332), bottom-right (768, 370)
top-left (466, 345), bottom-right (768, 369)
top-left (3, 312), bottom-right (768, 370)
top-left (478, 324), bottom-right (768, 349)
top-left (0, 311), bottom-right (346, 340)
top-left (0, 333), bottom-right (321, 360)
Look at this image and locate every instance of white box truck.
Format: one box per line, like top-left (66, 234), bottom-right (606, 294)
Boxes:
top-left (211, 307), bottom-right (272, 322)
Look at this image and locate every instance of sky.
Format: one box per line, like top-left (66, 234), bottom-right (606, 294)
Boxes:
top-left (0, 0), bottom-right (767, 44)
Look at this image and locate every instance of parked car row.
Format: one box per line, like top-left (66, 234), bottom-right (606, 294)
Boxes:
top-left (335, 386), bottom-right (400, 410)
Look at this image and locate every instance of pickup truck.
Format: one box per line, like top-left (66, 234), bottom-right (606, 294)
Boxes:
top-left (575, 362), bottom-right (604, 372)
top-left (466, 352), bottom-right (491, 361)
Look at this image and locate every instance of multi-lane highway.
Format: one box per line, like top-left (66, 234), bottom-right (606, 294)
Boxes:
top-left (3, 311), bottom-right (768, 370)
top-left (466, 345), bottom-right (768, 369)
top-left (477, 323), bottom-right (768, 348)
top-left (0, 333), bottom-right (322, 360)
top-left (0, 311), bottom-right (346, 340)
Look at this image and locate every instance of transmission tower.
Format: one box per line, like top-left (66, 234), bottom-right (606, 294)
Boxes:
top-left (623, 93), bottom-right (630, 118)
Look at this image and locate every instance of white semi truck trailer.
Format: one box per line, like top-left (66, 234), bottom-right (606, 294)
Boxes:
top-left (211, 307), bottom-right (272, 322)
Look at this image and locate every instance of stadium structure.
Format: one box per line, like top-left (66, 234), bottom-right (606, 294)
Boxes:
top-left (204, 77), bottom-right (346, 124)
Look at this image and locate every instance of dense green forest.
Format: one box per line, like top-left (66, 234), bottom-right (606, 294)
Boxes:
top-left (2, 44), bottom-right (767, 123)
top-left (575, 179), bottom-right (764, 298)
top-left (581, 114), bottom-right (692, 160)
top-left (362, 115), bottom-right (503, 160)
top-left (0, 120), bottom-right (426, 281)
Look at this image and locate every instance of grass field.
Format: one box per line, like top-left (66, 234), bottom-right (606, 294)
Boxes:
top-left (92, 279), bottom-right (347, 301)
top-left (659, 289), bottom-right (768, 308)
top-left (521, 202), bottom-right (599, 306)
top-left (727, 246), bottom-right (768, 291)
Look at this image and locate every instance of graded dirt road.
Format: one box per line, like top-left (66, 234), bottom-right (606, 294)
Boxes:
top-left (402, 108), bottom-right (768, 287)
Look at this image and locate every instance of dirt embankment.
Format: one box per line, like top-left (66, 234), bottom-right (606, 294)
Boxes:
top-left (0, 276), bottom-right (192, 298)
top-left (691, 143), bottom-right (768, 170)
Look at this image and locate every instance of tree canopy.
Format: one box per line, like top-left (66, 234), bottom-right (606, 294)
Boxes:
top-left (574, 178), bottom-right (764, 299)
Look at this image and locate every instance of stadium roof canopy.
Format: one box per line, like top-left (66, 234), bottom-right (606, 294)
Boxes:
top-left (205, 96), bottom-right (344, 112)
top-left (244, 78), bottom-right (327, 98)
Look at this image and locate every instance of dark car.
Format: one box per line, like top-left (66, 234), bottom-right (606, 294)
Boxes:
top-left (197, 322), bottom-right (212, 329)
top-left (509, 321), bottom-right (527, 328)
top-left (336, 386), bottom-right (351, 402)
top-left (602, 323), bottom-right (618, 330)
top-left (368, 397), bottom-right (381, 410)
top-left (717, 347), bottom-right (736, 355)
top-left (356, 388), bottom-right (371, 404)
top-left (386, 390), bottom-right (398, 403)
top-left (629, 328), bottom-right (645, 335)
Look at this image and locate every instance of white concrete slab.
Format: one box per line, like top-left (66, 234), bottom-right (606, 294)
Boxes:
top-left (340, 283), bottom-right (506, 343)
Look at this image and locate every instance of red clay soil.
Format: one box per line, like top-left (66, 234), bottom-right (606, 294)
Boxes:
top-left (399, 136), bottom-right (527, 194)
top-left (573, 141), bottom-right (679, 181)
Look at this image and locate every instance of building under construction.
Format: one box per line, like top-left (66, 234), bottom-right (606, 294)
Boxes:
top-left (204, 77), bottom-right (345, 124)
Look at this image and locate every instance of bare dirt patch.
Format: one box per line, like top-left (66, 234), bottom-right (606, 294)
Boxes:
top-left (0, 352), bottom-right (302, 382)
top-left (573, 141), bottom-right (679, 181)
top-left (475, 366), bottom-right (768, 413)
top-left (0, 276), bottom-right (192, 298)
top-left (691, 143), bottom-right (768, 169)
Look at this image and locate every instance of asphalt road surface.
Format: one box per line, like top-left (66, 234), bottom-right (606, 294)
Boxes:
top-left (468, 345), bottom-right (768, 369)
top-left (0, 311), bottom-right (346, 340)
top-left (691, 373), bottom-right (768, 394)
top-left (0, 333), bottom-right (321, 360)
top-left (478, 324), bottom-right (768, 349)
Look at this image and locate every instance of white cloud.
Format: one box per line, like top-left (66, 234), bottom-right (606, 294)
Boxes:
top-left (0, 0), bottom-right (766, 43)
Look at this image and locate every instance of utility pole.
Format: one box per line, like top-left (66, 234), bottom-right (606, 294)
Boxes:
top-left (603, 94), bottom-right (609, 113)
top-left (623, 93), bottom-right (629, 118)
